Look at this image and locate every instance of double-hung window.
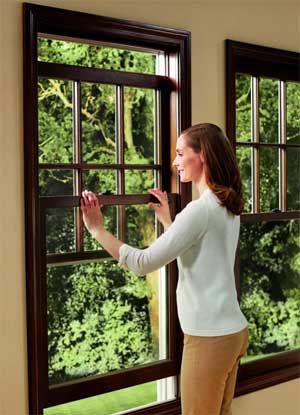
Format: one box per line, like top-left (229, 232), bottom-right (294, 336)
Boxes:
top-left (226, 39), bottom-right (300, 395)
top-left (24, 4), bottom-right (191, 414)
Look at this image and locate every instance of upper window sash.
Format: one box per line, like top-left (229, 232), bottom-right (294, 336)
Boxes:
top-left (226, 40), bottom-right (300, 216)
top-left (225, 39), bottom-right (300, 147)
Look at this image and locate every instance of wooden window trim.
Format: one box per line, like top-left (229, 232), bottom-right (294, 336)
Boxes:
top-left (226, 39), bottom-right (300, 396)
top-left (24, 3), bottom-right (191, 414)
top-left (38, 62), bottom-right (172, 89)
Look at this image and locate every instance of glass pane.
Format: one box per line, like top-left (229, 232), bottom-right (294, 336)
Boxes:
top-left (39, 169), bottom-right (73, 196)
top-left (38, 78), bottom-right (73, 163)
top-left (125, 170), bottom-right (155, 194)
top-left (236, 147), bottom-right (252, 213)
top-left (46, 208), bottom-right (75, 254)
top-left (38, 37), bottom-right (157, 75)
top-left (124, 87), bottom-right (155, 164)
top-left (84, 206), bottom-right (117, 251)
top-left (81, 83), bottom-right (116, 164)
top-left (286, 82), bottom-right (300, 144)
top-left (287, 148), bottom-right (300, 210)
top-left (125, 205), bottom-right (156, 248)
top-left (259, 78), bottom-right (279, 143)
top-left (44, 377), bottom-right (175, 415)
top-left (82, 170), bottom-right (117, 195)
top-left (239, 220), bottom-right (300, 364)
top-left (260, 148), bottom-right (279, 211)
top-left (236, 74), bottom-right (252, 142)
top-left (47, 261), bottom-right (167, 385)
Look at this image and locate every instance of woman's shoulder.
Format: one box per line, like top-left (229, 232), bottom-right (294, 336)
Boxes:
top-left (193, 188), bottom-right (241, 224)
top-left (176, 196), bottom-right (209, 228)
top-left (185, 188), bottom-right (215, 211)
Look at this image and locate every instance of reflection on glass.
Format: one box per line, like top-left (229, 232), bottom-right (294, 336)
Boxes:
top-left (124, 87), bottom-right (155, 164)
top-left (259, 78), bottom-right (279, 143)
top-left (38, 37), bottom-right (157, 75)
top-left (81, 83), bottom-right (116, 164)
top-left (236, 74), bottom-right (252, 142)
top-left (260, 148), bottom-right (279, 211)
top-left (239, 220), bottom-right (300, 364)
top-left (125, 170), bottom-right (155, 194)
top-left (286, 82), bottom-right (300, 144)
top-left (125, 205), bottom-right (156, 248)
top-left (38, 78), bottom-right (73, 163)
top-left (46, 208), bottom-right (75, 254)
top-left (84, 206), bottom-right (117, 251)
top-left (82, 170), bottom-right (117, 195)
top-left (47, 261), bottom-right (166, 385)
top-left (39, 169), bottom-right (73, 196)
top-left (287, 148), bottom-right (300, 210)
top-left (44, 377), bottom-right (175, 415)
top-left (236, 147), bottom-right (252, 213)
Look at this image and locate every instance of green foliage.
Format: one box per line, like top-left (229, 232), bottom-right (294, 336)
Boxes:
top-left (38, 38), bottom-right (156, 74)
top-left (235, 74), bottom-right (251, 142)
top-left (241, 287), bottom-right (300, 354)
top-left (48, 262), bottom-right (156, 384)
top-left (38, 79), bottom-right (73, 164)
top-left (240, 220), bottom-right (300, 356)
top-left (286, 82), bottom-right (300, 144)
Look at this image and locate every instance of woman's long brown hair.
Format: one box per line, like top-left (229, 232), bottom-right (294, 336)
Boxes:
top-left (181, 123), bottom-right (244, 215)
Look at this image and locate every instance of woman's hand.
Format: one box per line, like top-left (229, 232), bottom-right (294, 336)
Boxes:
top-left (148, 188), bottom-right (172, 229)
top-left (80, 190), bottom-right (104, 237)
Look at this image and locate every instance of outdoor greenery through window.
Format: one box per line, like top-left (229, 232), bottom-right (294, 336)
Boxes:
top-left (38, 37), bottom-right (157, 74)
top-left (38, 34), bottom-right (173, 413)
top-left (235, 73), bottom-right (300, 364)
top-left (44, 378), bottom-right (175, 415)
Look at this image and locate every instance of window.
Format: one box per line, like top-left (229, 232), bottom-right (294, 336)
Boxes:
top-left (24, 4), bottom-right (191, 414)
top-left (226, 40), bottom-right (300, 395)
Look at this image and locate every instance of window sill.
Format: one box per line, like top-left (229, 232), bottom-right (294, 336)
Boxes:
top-left (236, 363), bottom-right (300, 396)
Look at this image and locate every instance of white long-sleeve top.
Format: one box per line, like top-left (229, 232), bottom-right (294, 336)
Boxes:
top-left (118, 188), bottom-right (248, 336)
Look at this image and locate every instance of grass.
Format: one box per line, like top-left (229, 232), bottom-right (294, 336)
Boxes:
top-left (44, 381), bottom-right (156, 415)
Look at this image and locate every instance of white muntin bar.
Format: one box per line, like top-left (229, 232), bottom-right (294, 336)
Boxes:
top-left (279, 80), bottom-right (287, 211)
top-left (251, 76), bottom-right (259, 213)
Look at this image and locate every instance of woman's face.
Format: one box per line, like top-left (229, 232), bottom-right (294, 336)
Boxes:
top-left (172, 136), bottom-right (204, 183)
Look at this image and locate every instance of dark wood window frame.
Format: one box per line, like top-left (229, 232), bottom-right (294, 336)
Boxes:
top-left (23, 3), bottom-right (191, 415)
top-left (226, 39), bottom-right (300, 396)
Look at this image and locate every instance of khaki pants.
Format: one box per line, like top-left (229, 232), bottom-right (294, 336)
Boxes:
top-left (180, 327), bottom-right (249, 415)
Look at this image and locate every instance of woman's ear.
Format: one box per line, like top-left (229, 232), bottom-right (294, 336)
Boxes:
top-left (199, 151), bottom-right (205, 164)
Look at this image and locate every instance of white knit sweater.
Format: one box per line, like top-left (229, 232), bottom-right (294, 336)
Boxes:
top-left (118, 188), bottom-right (248, 336)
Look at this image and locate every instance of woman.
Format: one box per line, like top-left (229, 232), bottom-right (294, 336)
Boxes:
top-left (80, 123), bottom-right (249, 415)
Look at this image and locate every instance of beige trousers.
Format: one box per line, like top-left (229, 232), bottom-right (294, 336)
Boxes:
top-left (180, 327), bottom-right (249, 415)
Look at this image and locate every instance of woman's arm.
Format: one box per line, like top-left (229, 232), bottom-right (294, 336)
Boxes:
top-left (81, 190), bottom-right (208, 276)
top-left (118, 200), bottom-right (208, 275)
